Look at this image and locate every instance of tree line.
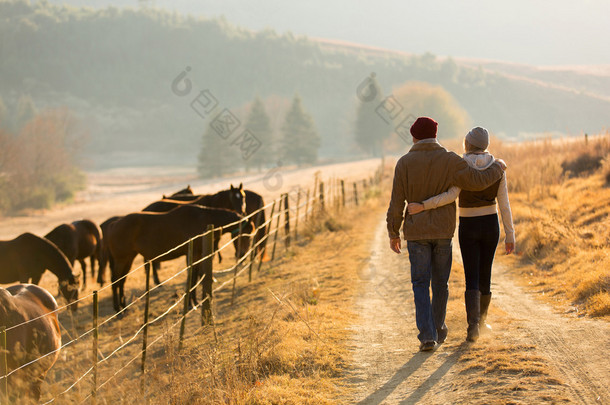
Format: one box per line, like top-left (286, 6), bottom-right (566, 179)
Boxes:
top-left (198, 94), bottom-right (320, 177)
top-left (2, 0), bottom-right (607, 170)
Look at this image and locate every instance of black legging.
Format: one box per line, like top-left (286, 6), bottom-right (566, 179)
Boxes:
top-left (458, 214), bottom-right (500, 294)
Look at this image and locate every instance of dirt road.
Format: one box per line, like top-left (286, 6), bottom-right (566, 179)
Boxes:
top-left (345, 217), bottom-right (610, 404)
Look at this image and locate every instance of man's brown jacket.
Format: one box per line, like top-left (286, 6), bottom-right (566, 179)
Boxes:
top-left (386, 140), bottom-right (503, 241)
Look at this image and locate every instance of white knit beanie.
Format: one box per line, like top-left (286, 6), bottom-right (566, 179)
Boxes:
top-left (465, 127), bottom-right (489, 150)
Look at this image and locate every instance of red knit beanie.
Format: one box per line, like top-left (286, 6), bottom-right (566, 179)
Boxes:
top-left (410, 117), bottom-right (438, 140)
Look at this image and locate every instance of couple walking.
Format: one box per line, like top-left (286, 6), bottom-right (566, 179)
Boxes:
top-left (386, 116), bottom-right (514, 351)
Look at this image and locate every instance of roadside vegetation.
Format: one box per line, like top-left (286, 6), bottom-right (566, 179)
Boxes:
top-left (488, 133), bottom-right (610, 318)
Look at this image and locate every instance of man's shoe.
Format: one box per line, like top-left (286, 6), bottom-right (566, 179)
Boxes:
top-left (419, 341), bottom-right (436, 352)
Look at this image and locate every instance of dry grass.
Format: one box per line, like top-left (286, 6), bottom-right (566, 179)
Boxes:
top-left (482, 133), bottom-right (610, 318)
top-left (33, 178), bottom-right (387, 404)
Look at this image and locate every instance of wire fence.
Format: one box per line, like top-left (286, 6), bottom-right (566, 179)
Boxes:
top-left (0, 167), bottom-right (384, 403)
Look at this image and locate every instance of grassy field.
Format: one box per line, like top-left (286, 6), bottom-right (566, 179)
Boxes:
top-left (22, 134), bottom-right (610, 403)
top-left (491, 133), bottom-right (610, 318)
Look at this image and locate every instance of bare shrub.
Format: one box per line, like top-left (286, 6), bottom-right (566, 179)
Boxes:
top-left (561, 152), bottom-right (603, 177)
top-left (0, 108), bottom-right (86, 213)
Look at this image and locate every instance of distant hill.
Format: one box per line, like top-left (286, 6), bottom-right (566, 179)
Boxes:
top-left (0, 1), bottom-right (608, 168)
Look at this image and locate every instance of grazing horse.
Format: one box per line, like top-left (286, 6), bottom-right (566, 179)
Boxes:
top-left (0, 284), bottom-right (62, 401)
top-left (105, 205), bottom-right (252, 312)
top-left (0, 233), bottom-right (79, 310)
top-left (162, 185), bottom-right (194, 199)
top-left (45, 219), bottom-right (101, 290)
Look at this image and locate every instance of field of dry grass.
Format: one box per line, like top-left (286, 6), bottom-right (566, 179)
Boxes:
top-left (489, 133), bottom-right (610, 318)
top-left (27, 174), bottom-right (384, 404)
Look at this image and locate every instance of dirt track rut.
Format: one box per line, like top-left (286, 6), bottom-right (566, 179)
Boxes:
top-left (345, 216), bottom-right (610, 404)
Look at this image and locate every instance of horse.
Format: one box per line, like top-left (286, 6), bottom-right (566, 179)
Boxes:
top-left (144, 184), bottom-right (247, 272)
top-left (44, 219), bottom-right (101, 290)
top-left (97, 216), bottom-right (122, 287)
top-left (162, 185), bottom-right (194, 199)
top-left (0, 284), bottom-right (62, 401)
top-left (155, 185), bottom-right (267, 261)
top-left (243, 189), bottom-right (267, 260)
top-left (0, 233), bottom-right (79, 311)
top-left (105, 205), bottom-right (252, 312)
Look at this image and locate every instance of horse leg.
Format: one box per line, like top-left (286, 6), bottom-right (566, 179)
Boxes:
top-left (152, 261), bottom-right (162, 285)
top-left (111, 280), bottom-right (121, 312)
top-left (119, 278), bottom-right (127, 309)
top-left (212, 237), bottom-right (222, 263)
top-left (79, 259), bottom-right (87, 290)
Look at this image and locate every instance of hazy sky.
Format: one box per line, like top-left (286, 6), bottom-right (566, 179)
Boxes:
top-left (51, 0), bottom-right (610, 65)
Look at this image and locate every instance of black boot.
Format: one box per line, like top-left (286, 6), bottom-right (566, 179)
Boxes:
top-left (465, 290), bottom-right (481, 342)
top-left (480, 293), bottom-right (492, 333)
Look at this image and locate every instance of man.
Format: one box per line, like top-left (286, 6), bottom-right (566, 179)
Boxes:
top-left (386, 117), bottom-right (504, 351)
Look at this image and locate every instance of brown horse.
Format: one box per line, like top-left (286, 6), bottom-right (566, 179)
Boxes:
top-left (105, 205), bottom-right (252, 312)
top-left (96, 216), bottom-right (122, 287)
top-left (143, 184), bottom-right (247, 278)
top-left (0, 233), bottom-right (79, 310)
top-left (0, 284), bottom-right (62, 401)
top-left (45, 219), bottom-right (101, 290)
top-left (162, 185), bottom-right (194, 199)
top-left (156, 185), bottom-right (268, 261)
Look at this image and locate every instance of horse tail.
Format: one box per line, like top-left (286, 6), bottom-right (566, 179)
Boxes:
top-left (21, 233), bottom-right (74, 283)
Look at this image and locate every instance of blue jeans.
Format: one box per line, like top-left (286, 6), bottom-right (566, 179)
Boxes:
top-left (406, 239), bottom-right (452, 343)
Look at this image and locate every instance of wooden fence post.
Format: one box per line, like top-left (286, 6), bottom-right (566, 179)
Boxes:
top-left (294, 190), bottom-right (301, 240)
top-left (141, 262), bottom-right (151, 372)
top-left (92, 290), bottom-right (99, 404)
top-left (271, 197), bottom-right (283, 261)
top-left (353, 182), bottom-right (359, 206)
top-left (304, 189), bottom-right (311, 223)
top-left (283, 193), bottom-right (291, 248)
top-left (202, 225), bottom-right (214, 326)
top-left (179, 240), bottom-right (194, 351)
top-left (319, 182), bottom-right (325, 211)
top-left (340, 180), bottom-right (346, 208)
top-left (1, 326), bottom-right (8, 402)
top-left (248, 218), bottom-right (257, 282)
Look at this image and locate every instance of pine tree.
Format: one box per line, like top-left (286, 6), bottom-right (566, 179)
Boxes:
top-left (244, 97), bottom-right (273, 171)
top-left (281, 95), bottom-right (320, 166)
top-left (354, 74), bottom-right (391, 156)
top-left (197, 123), bottom-right (240, 178)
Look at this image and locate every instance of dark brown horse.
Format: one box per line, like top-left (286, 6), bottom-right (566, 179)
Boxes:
top-left (244, 189), bottom-right (267, 260)
top-left (155, 185), bottom-right (267, 261)
top-left (45, 219), bottom-right (101, 290)
top-left (97, 216), bottom-right (122, 287)
top-left (144, 184), bottom-right (247, 276)
top-left (0, 284), bottom-right (62, 401)
top-left (105, 205), bottom-right (252, 312)
top-left (0, 233), bottom-right (79, 310)
top-left (162, 185), bottom-right (194, 199)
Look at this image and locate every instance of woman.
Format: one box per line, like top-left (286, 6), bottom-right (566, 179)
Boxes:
top-left (407, 126), bottom-right (515, 342)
